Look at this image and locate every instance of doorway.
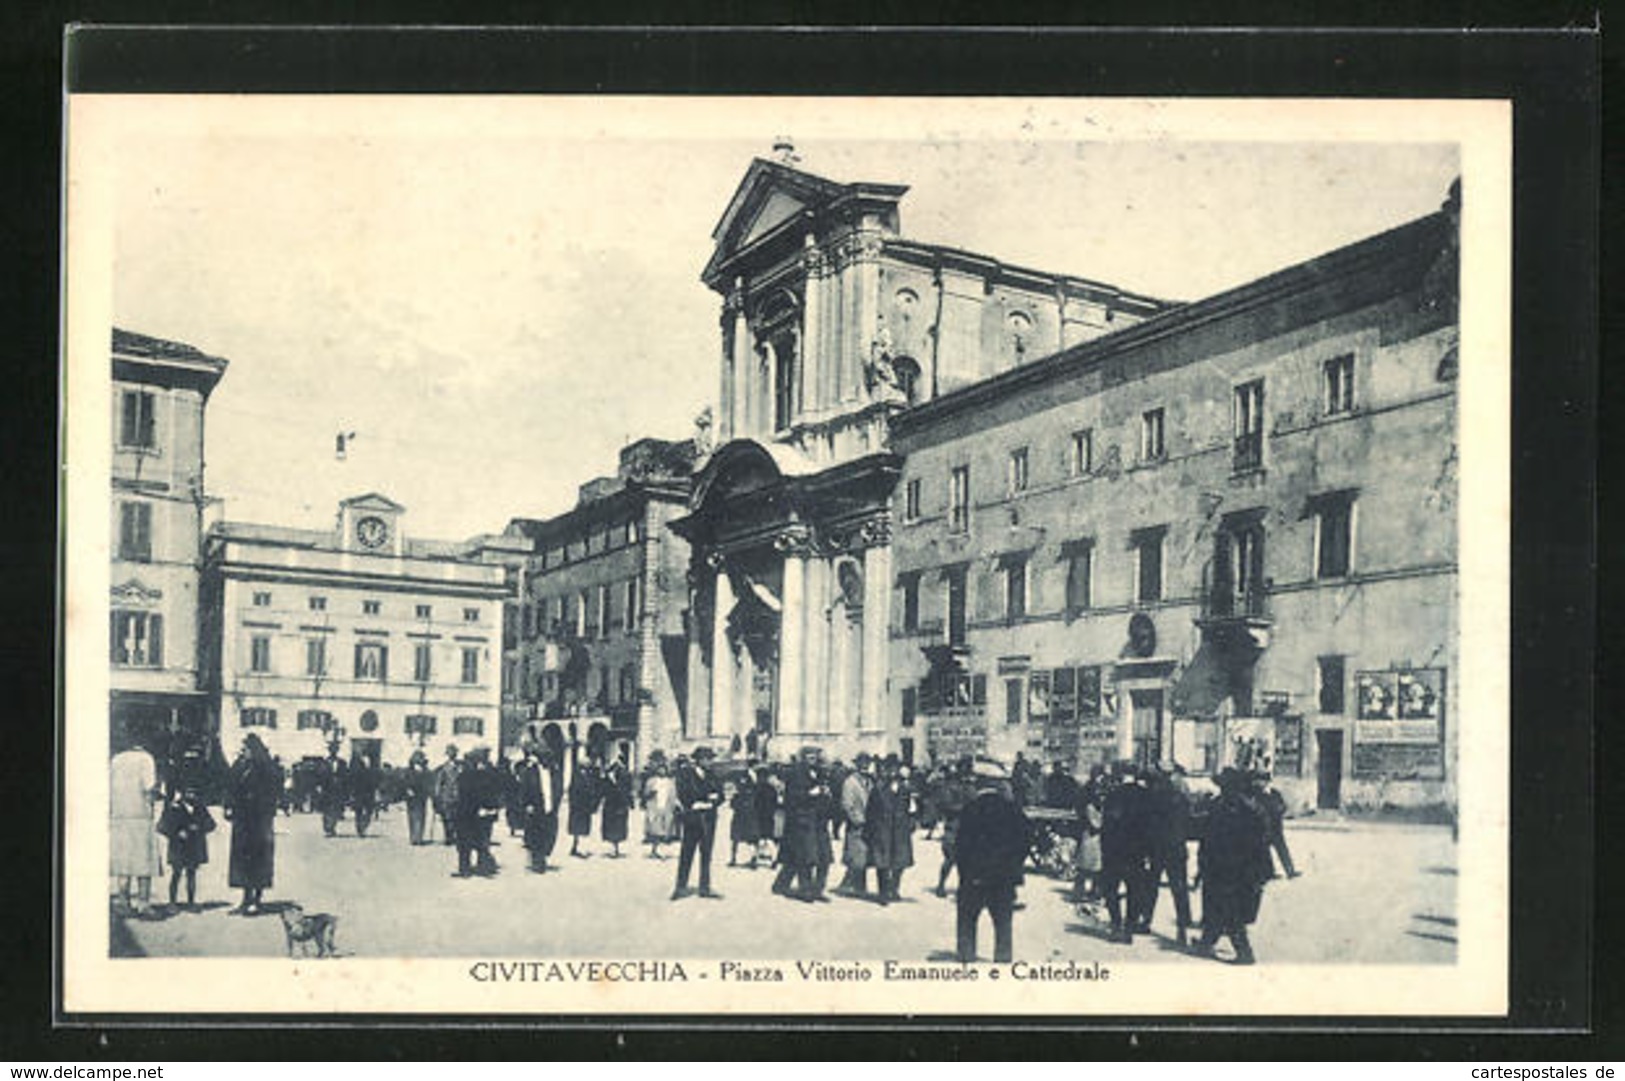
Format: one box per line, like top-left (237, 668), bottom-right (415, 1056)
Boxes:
top-left (1316, 729), bottom-right (1344, 809)
top-left (1130, 689), bottom-right (1164, 767)
top-left (349, 737), bottom-right (382, 769)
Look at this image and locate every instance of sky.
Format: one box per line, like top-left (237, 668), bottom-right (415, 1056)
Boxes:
top-left (104, 97), bottom-right (1460, 542)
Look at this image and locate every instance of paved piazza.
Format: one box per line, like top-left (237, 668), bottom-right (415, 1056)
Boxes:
top-left (116, 806), bottom-right (1457, 965)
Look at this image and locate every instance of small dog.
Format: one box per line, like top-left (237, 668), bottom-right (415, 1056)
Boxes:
top-left (278, 903), bottom-right (339, 959)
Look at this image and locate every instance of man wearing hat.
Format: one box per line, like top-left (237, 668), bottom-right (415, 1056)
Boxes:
top-left (775, 745), bottom-right (834, 902)
top-left (672, 745), bottom-right (725, 900)
top-left (1099, 761), bottom-right (1155, 944)
top-left (1193, 768), bottom-right (1274, 964)
top-left (953, 760), bottom-right (1029, 963)
top-left (835, 752), bottom-right (876, 898)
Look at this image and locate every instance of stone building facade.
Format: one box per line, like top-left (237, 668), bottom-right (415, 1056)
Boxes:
top-left (887, 189), bottom-right (1461, 812)
top-left (504, 438), bottom-right (695, 773)
top-left (109, 328), bottom-right (228, 756)
top-left (201, 494), bottom-right (514, 767)
top-left (672, 157), bottom-right (1172, 760)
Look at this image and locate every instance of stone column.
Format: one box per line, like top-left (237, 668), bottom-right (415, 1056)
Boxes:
top-left (861, 536), bottom-right (891, 734)
top-left (776, 546), bottom-right (805, 735)
top-left (801, 241), bottom-right (823, 421)
top-left (709, 562), bottom-right (735, 739)
top-left (730, 288), bottom-right (752, 439)
top-left (803, 556), bottom-right (829, 734)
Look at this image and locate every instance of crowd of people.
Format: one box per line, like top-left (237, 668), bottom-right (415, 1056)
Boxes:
top-left (112, 731), bottom-right (1298, 965)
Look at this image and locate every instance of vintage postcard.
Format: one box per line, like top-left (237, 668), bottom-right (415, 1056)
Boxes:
top-left (62, 93), bottom-right (1510, 1017)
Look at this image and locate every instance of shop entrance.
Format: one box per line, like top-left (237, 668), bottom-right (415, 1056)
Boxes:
top-left (1316, 729), bottom-right (1344, 809)
top-left (350, 737), bottom-right (382, 769)
top-left (1130, 689), bottom-right (1164, 767)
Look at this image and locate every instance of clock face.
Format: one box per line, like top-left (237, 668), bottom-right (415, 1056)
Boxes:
top-left (355, 515), bottom-right (390, 550)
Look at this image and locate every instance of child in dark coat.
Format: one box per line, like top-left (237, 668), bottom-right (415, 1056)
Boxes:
top-left (156, 787), bottom-right (216, 909)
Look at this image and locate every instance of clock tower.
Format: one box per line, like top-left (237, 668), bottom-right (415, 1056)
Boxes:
top-left (337, 493), bottom-right (406, 557)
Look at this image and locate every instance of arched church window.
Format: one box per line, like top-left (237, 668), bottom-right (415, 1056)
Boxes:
top-left (893, 356), bottom-right (922, 405)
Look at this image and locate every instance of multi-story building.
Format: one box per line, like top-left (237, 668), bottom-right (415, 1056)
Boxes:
top-left (671, 154), bottom-right (1172, 761)
top-left (888, 185), bottom-right (1461, 812)
top-left (201, 494), bottom-right (516, 767)
top-left (109, 328), bottom-right (228, 756)
top-left (505, 438), bottom-right (695, 773)
top-left (672, 151), bottom-right (1458, 811)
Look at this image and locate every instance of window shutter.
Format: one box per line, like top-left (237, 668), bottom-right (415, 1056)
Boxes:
top-left (354, 643), bottom-right (364, 678)
top-left (109, 611), bottom-right (122, 663)
top-left (149, 614), bottom-right (163, 667)
top-left (379, 646), bottom-right (389, 682)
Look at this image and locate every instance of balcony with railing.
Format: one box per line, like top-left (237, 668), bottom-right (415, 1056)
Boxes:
top-left (1232, 430), bottom-right (1264, 473)
top-left (1197, 560), bottom-right (1273, 630)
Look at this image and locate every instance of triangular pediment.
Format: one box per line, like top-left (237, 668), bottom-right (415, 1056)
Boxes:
top-left (339, 492), bottom-right (405, 513)
top-left (704, 159), bottom-right (848, 284)
top-left (111, 578), bottom-right (163, 604)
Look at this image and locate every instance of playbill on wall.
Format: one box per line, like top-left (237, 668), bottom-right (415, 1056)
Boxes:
top-left (62, 90), bottom-right (1511, 1018)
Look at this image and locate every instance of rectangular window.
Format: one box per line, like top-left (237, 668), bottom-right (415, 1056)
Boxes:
top-left (252, 591), bottom-right (271, 608)
top-left (239, 707), bottom-right (276, 729)
top-left (362, 599), bottom-right (381, 616)
top-left (1002, 554), bottom-right (1028, 621)
top-left (1005, 677), bottom-right (1024, 726)
top-left (625, 577), bottom-right (640, 633)
top-left (1132, 526), bottom-right (1166, 604)
top-left (109, 610), bottom-right (163, 667)
top-left (944, 565), bottom-right (968, 646)
top-left (1314, 493), bottom-right (1356, 578)
top-left (575, 591), bottom-right (588, 637)
top-left (1324, 354), bottom-right (1356, 415)
top-left (1007, 447), bottom-right (1029, 495)
top-left (416, 604), bottom-right (432, 619)
top-left (117, 502), bottom-right (152, 562)
top-left (620, 663), bottom-right (637, 703)
top-left (903, 478), bottom-right (922, 523)
top-left (249, 635), bottom-right (272, 674)
top-left (461, 647), bottom-right (480, 685)
top-left (413, 642), bottom-right (432, 683)
top-left (296, 709), bottom-right (332, 731)
top-left (598, 584), bottom-right (612, 639)
top-left (463, 607), bottom-right (479, 622)
top-left (304, 637), bottom-right (326, 677)
top-left (898, 571), bottom-right (920, 633)
top-left (1234, 379), bottom-right (1265, 471)
top-left (1063, 539), bottom-right (1094, 612)
top-left (405, 714), bottom-right (438, 736)
top-left (1070, 428), bottom-right (1094, 477)
top-left (949, 466), bottom-right (970, 533)
top-left (119, 389), bottom-right (156, 449)
top-left (773, 332), bottom-right (797, 432)
top-left (355, 642), bottom-right (387, 681)
top-left (308, 596), bottom-right (327, 612)
top-left (453, 716), bottom-right (484, 736)
top-left (1318, 655), bottom-right (1347, 714)
top-left (901, 686), bottom-right (917, 729)
top-left (1141, 407), bottom-right (1166, 462)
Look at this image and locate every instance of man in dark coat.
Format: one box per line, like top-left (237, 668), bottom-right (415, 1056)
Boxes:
top-left (672, 745), bottom-right (725, 900)
top-left (452, 746), bottom-right (503, 877)
top-left (1260, 775), bottom-right (1300, 878)
top-left (1099, 762), bottom-right (1156, 944)
top-left (225, 733), bottom-right (283, 915)
top-left (1194, 769), bottom-right (1275, 964)
top-left (600, 754), bottom-right (634, 858)
top-left (953, 761), bottom-right (1029, 962)
top-left (315, 742), bottom-right (349, 837)
top-left (866, 755), bottom-right (916, 904)
top-left (348, 751), bottom-right (378, 837)
top-left (1136, 766), bottom-right (1194, 944)
top-left (519, 744), bottom-right (560, 873)
top-left (773, 747), bottom-right (835, 902)
top-left (933, 756), bottom-right (974, 897)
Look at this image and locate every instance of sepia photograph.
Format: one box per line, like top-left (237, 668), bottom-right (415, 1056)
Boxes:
top-left (62, 93), bottom-right (1511, 1017)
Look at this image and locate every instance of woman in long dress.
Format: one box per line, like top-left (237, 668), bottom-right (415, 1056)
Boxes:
top-left (641, 759), bottom-right (679, 859)
top-left (567, 760), bottom-right (601, 858)
top-left (599, 757), bottom-right (634, 858)
top-left (225, 733), bottom-right (283, 915)
top-left (110, 740), bottom-right (162, 914)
